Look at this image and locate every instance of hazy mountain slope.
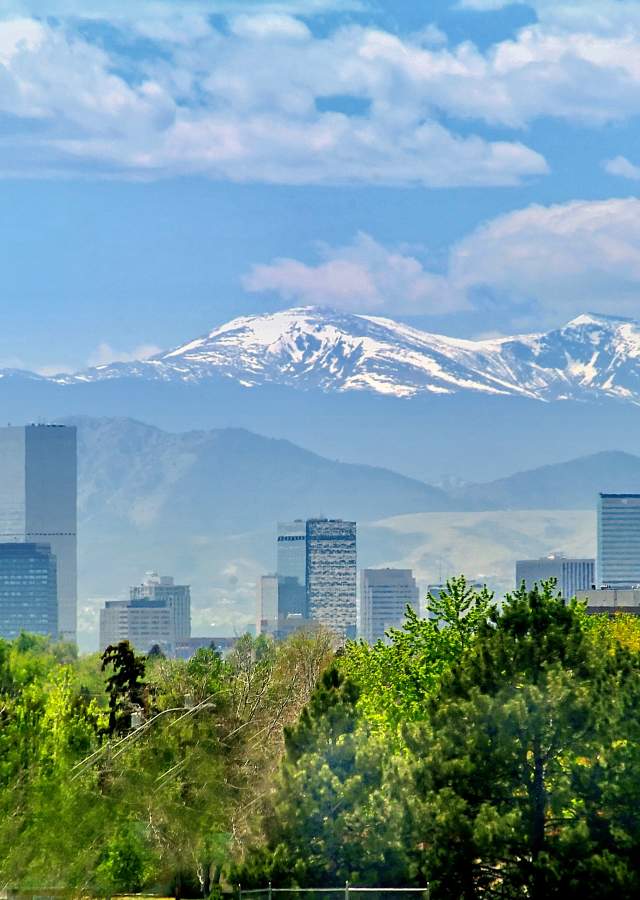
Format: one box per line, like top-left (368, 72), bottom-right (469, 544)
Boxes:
top-left (71, 416), bottom-right (452, 534)
top-left (454, 451), bottom-right (640, 510)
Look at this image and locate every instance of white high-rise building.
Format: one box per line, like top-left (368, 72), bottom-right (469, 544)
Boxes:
top-left (359, 568), bottom-right (419, 644)
top-left (0, 425), bottom-right (77, 642)
top-left (99, 572), bottom-right (191, 653)
top-left (130, 573), bottom-right (191, 642)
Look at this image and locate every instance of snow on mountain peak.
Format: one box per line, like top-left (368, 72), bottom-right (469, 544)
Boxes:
top-left (52, 306), bottom-right (640, 405)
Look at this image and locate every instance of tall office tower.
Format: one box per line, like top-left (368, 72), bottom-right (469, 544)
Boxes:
top-left (276, 520), bottom-right (307, 618)
top-left (516, 553), bottom-right (595, 599)
top-left (0, 543), bottom-right (57, 639)
top-left (0, 425), bottom-right (77, 642)
top-left (598, 494), bottom-right (640, 588)
top-left (130, 573), bottom-right (191, 641)
top-left (359, 568), bottom-right (419, 644)
top-left (256, 574), bottom-right (278, 636)
top-left (306, 518), bottom-right (357, 638)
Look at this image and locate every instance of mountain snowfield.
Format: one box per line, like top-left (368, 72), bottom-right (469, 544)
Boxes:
top-left (46, 307), bottom-right (640, 403)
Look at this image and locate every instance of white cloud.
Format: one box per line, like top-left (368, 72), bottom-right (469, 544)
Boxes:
top-left (243, 232), bottom-right (457, 312)
top-left (245, 199), bottom-right (640, 325)
top-left (604, 155), bottom-right (640, 180)
top-left (445, 198), bottom-right (640, 321)
top-left (87, 342), bottom-right (162, 367)
top-left (4, 4), bottom-right (640, 182)
top-left (0, 14), bottom-right (550, 185)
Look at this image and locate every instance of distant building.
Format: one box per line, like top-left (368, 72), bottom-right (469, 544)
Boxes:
top-left (99, 572), bottom-right (191, 653)
top-left (277, 521), bottom-right (307, 618)
top-left (306, 518), bottom-right (357, 638)
top-left (174, 636), bottom-right (237, 659)
top-left (256, 574), bottom-right (278, 636)
top-left (598, 494), bottom-right (640, 588)
top-left (130, 573), bottom-right (191, 641)
top-left (0, 424), bottom-right (77, 642)
top-left (516, 553), bottom-right (595, 599)
top-left (100, 598), bottom-right (174, 653)
top-left (359, 568), bottom-right (419, 644)
top-left (576, 587), bottom-right (640, 617)
top-left (0, 542), bottom-right (57, 639)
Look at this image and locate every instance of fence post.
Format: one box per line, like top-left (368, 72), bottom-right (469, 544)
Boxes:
top-left (345, 881), bottom-right (350, 900)
top-left (268, 882), bottom-right (272, 900)
top-left (238, 883), bottom-right (242, 900)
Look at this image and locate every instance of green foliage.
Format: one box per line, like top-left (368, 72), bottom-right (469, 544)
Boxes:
top-left (94, 823), bottom-right (155, 893)
top-left (236, 666), bottom-right (410, 887)
top-left (342, 576), bottom-right (494, 732)
top-left (0, 628), bottom-right (334, 894)
top-left (403, 582), bottom-right (640, 898)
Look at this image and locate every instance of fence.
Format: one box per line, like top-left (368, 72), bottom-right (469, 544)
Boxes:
top-left (239, 885), bottom-right (429, 900)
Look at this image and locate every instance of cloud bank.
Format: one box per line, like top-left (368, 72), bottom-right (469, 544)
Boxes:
top-left (2, 1), bottom-right (640, 184)
top-left (245, 198), bottom-right (640, 326)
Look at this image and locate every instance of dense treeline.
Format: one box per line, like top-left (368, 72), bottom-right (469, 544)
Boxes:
top-left (3, 580), bottom-right (640, 898)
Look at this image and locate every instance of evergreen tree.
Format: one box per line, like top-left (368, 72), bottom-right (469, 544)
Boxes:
top-left (403, 582), bottom-right (640, 899)
top-left (101, 641), bottom-right (147, 735)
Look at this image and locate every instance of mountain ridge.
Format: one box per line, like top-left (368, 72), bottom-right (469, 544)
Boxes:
top-left (26, 306), bottom-right (640, 406)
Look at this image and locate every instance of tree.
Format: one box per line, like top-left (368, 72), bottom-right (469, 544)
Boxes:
top-left (101, 641), bottom-right (147, 735)
top-left (343, 577), bottom-right (494, 734)
top-left (403, 582), bottom-right (640, 899)
top-left (236, 665), bottom-right (410, 888)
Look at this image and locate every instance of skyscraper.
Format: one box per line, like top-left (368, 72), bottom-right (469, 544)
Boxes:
top-left (276, 520), bottom-right (307, 618)
top-left (256, 574), bottom-right (278, 636)
top-left (0, 425), bottom-right (77, 641)
top-left (598, 493), bottom-right (640, 588)
top-left (306, 518), bottom-right (356, 637)
top-left (359, 568), bottom-right (419, 644)
top-left (515, 553), bottom-right (595, 599)
top-left (0, 543), bottom-right (57, 639)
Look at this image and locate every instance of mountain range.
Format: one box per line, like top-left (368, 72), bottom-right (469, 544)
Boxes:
top-left (5, 308), bottom-right (640, 482)
top-left (46, 308), bottom-right (640, 403)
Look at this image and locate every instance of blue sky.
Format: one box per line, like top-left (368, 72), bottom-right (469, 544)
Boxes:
top-left (2, 0), bottom-right (640, 371)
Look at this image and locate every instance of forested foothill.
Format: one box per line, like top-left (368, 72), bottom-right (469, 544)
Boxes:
top-left (2, 579), bottom-right (640, 899)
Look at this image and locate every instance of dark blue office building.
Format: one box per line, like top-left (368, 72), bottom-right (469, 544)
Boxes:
top-left (0, 542), bottom-right (58, 639)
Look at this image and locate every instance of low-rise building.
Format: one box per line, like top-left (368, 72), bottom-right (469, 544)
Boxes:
top-left (576, 587), bottom-right (640, 616)
top-left (99, 572), bottom-right (192, 653)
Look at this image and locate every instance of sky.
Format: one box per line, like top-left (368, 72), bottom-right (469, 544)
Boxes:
top-left (2, 0), bottom-right (640, 371)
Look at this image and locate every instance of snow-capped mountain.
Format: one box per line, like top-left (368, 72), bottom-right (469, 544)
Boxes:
top-left (54, 307), bottom-right (640, 404)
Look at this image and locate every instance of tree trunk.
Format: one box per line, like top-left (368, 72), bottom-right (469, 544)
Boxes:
top-left (530, 737), bottom-right (546, 899)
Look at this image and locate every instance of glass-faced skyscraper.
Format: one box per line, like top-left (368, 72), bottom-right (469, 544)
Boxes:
top-left (306, 518), bottom-right (356, 637)
top-left (598, 493), bottom-right (640, 588)
top-left (0, 425), bottom-right (77, 641)
top-left (0, 543), bottom-right (57, 639)
top-left (276, 520), bottom-right (307, 618)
